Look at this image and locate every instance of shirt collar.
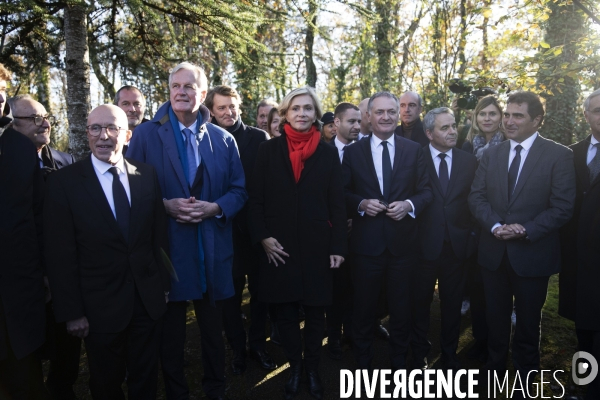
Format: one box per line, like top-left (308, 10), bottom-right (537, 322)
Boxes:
top-left (428, 143), bottom-right (452, 160)
top-left (178, 120), bottom-right (198, 134)
top-left (91, 153), bottom-right (126, 175)
top-left (371, 134), bottom-right (395, 149)
top-left (334, 135), bottom-right (352, 150)
top-left (590, 135), bottom-right (599, 146)
top-left (510, 132), bottom-right (538, 152)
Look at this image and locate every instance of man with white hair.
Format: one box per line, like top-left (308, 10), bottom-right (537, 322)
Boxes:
top-left (128, 62), bottom-right (247, 400)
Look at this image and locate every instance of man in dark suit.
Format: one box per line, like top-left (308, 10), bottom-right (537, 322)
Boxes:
top-left (205, 84), bottom-right (275, 375)
top-left (469, 91), bottom-right (575, 385)
top-left (44, 104), bottom-right (171, 399)
top-left (394, 91), bottom-right (429, 148)
top-left (127, 62), bottom-right (246, 400)
top-left (411, 107), bottom-right (477, 370)
top-left (9, 94), bottom-right (80, 399)
top-left (559, 88), bottom-right (600, 399)
top-left (343, 91), bottom-right (433, 371)
top-left (0, 63), bottom-right (48, 399)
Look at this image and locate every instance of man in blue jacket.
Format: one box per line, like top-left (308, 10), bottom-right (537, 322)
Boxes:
top-left (127, 62), bottom-right (247, 400)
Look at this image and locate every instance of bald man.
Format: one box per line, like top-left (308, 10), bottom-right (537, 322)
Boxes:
top-left (357, 98), bottom-right (371, 140)
top-left (394, 91), bottom-right (429, 147)
top-left (44, 105), bottom-right (171, 399)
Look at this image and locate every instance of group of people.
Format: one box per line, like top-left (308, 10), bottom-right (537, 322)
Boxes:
top-left (0, 59), bottom-right (598, 400)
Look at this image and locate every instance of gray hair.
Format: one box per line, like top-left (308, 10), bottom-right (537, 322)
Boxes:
top-left (367, 92), bottom-right (399, 112)
top-left (7, 94), bottom-right (35, 112)
top-left (423, 107), bottom-right (454, 133)
top-left (169, 62), bottom-right (208, 91)
top-left (584, 88), bottom-right (600, 111)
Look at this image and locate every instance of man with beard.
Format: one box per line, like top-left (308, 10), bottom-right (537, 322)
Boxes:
top-left (205, 84), bottom-right (276, 375)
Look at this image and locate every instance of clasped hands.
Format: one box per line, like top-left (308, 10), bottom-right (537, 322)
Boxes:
top-left (360, 199), bottom-right (412, 221)
top-left (261, 237), bottom-right (344, 269)
top-left (164, 197), bottom-right (221, 223)
top-left (493, 223), bottom-right (527, 241)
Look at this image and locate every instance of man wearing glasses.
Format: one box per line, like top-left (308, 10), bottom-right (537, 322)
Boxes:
top-left (44, 104), bottom-right (171, 399)
top-left (9, 95), bottom-right (75, 178)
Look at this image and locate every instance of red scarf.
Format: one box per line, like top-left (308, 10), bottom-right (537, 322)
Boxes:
top-left (284, 123), bottom-right (321, 182)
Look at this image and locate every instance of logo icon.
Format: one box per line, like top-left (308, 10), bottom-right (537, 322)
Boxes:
top-left (572, 351), bottom-right (598, 386)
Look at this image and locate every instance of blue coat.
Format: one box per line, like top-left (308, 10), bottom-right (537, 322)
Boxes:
top-left (127, 102), bottom-right (247, 302)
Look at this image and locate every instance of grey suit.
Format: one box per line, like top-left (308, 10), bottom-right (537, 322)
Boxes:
top-left (468, 134), bottom-right (575, 376)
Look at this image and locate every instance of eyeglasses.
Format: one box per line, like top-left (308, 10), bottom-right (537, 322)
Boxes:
top-left (13, 115), bottom-right (56, 126)
top-left (86, 124), bottom-right (125, 137)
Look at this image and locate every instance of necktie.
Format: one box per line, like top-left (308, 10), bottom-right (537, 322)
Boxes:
top-left (438, 153), bottom-right (449, 195)
top-left (381, 141), bottom-right (392, 200)
top-left (183, 128), bottom-right (197, 185)
top-left (108, 167), bottom-right (130, 241)
top-left (588, 143), bottom-right (600, 183)
top-left (508, 144), bottom-right (523, 200)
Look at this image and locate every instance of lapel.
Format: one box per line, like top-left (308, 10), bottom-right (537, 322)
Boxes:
top-left (158, 123), bottom-right (190, 197)
top-left (193, 125), bottom-right (215, 191)
top-left (424, 147), bottom-right (444, 198)
top-left (496, 141), bottom-right (511, 204)
top-left (574, 136), bottom-right (592, 190)
top-left (236, 124), bottom-right (253, 157)
top-left (298, 142), bottom-right (323, 184)
top-left (125, 159), bottom-right (141, 244)
top-left (360, 135), bottom-right (382, 197)
top-left (277, 134), bottom-right (297, 183)
top-left (391, 134), bottom-right (403, 182)
top-left (81, 156), bottom-right (128, 244)
top-left (446, 149), bottom-right (460, 200)
top-left (509, 135), bottom-right (544, 206)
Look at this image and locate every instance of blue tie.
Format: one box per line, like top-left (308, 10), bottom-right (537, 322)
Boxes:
top-left (183, 128), bottom-right (197, 185)
top-left (381, 141), bottom-right (392, 201)
top-left (508, 144), bottom-right (522, 200)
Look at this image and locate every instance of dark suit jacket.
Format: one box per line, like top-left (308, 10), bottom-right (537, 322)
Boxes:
top-left (419, 146), bottom-right (478, 261)
top-left (559, 136), bottom-right (600, 328)
top-left (342, 134), bottom-right (433, 257)
top-left (468, 135), bottom-right (576, 276)
top-left (220, 119), bottom-right (269, 278)
top-left (248, 135), bottom-right (347, 306)
top-left (43, 156), bottom-right (170, 333)
top-left (394, 118), bottom-right (429, 148)
top-left (0, 127), bottom-right (46, 360)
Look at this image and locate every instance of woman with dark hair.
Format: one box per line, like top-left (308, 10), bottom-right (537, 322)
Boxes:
top-left (267, 107), bottom-right (281, 138)
top-left (462, 95), bottom-right (505, 160)
top-left (249, 86), bottom-right (347, 400)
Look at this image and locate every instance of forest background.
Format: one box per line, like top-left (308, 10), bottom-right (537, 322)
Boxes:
top-left (1, 0), bottom-right (599, 160)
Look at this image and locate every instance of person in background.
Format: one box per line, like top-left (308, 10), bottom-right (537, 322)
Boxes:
top-left (320, 111), bottom-right (336, 143)
top-left (357, 98), bottom-right (371, 140)
top-left (267, 107), bottom-right (281, 138)
top-left (462, 95), bottom-right (505, 160)
top-left (394, 91), bottom-right (429, 147)
top-left (256, 99), bottom-right (278, 131)
top-left (249, 86), bottom-right (346, 400)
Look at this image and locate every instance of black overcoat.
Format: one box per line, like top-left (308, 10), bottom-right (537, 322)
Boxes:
top-left (248, 133), bottom-right (347, 306)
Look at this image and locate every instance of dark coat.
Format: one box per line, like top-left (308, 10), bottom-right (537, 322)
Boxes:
top-left (468, 135), bottom-right (576, 276)
top-left (559, 136), bottom-right (600, 328)
top-left (248, 134), bottom-right (347, 306)
top-left (217, 119), bottom-right (269, 278)
top-left (0, 127), bottom-right (46, 360)
top-left (342, 134), bottom-right (433, 257)
top-left (419, 146), bottom-right (478, 261)
top-left (394, 118), bottom-right (430, 148)
top-left (43, 156), bottom-right (171, 333)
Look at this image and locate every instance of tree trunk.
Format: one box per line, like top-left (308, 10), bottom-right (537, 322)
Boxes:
top-left (374, 0), bottom-right (393, 91)
top-left (64, 3), bottom-right (91, 159)
top-left (304, 0), bottom-right (318, 88)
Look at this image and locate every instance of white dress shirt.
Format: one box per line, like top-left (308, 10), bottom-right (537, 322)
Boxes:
top-left (334, 136), bottom-right (353, 162)
top-left (428, 144), bottom-right (453, 178)
top-left (178, 120), bottom-right (202, 167)
top-left (491, 132), bottom-right (538, 233)
top-left (357, 132), bottom-right (369, 141)
top-left (587, 135), bottom-right (599, 165)
top-left (91, 154), bottom-right (131, 219)
top-left (358, 135), bottom-right (415, 217)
